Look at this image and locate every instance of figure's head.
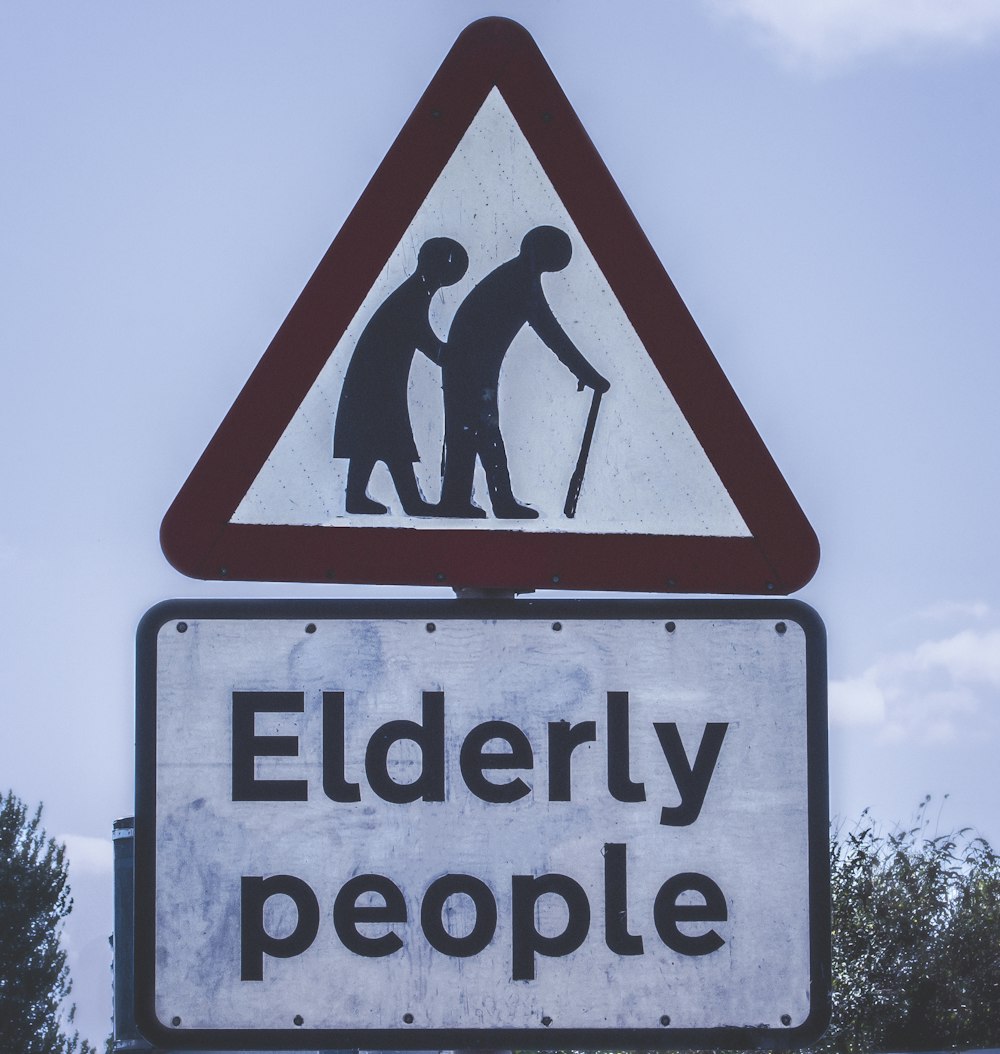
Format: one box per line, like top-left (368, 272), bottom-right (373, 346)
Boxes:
top-left (520, 226), bottom-right (572, 272)
top-left (416, 237), bottom-right (469, 287)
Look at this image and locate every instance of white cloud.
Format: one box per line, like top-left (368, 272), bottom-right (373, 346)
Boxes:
top-left (707, 0), bottom-right (1000, 69)
top-left (829, 675), bottom-right (886, 724)
top-left (911, 629), bottom-right (1000, 682)
top-left (909, 599), bottom-right (991, 624)
top-left (830, 622), bottom-right (1000, 742)
top-left (58, 833), bottom-right (114, 878)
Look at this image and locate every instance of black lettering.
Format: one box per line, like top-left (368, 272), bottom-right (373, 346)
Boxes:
top-left (232, 692), bottom-right (308, 802)
top-left (240, 874), bottom-right (319, 980)
top-left (460, 720), bottom-right (533, 803)
top-left (365, 691), bottom-right (445, 803)
top-left (420, 874), bottom-right (497, 957)
top-left (653, 872), bottom-right (727, 955)
top-left (547, 720), bottom-right (597, 801)
top-left (603, 842), bottom-right (643, 955)
top-left (510, 873), bottom-right (590, 980)
top-left (654, 722), bottom-right (728, 826)
top-left (322, 691), bottom-right (362, 802)
top-left (607, 691), bottom-right (645, 802)
top-left (333, 874), bottom-right (407, 957)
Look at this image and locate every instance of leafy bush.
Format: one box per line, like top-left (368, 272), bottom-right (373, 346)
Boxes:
top-left (820, 796), bottom-right (1000, 1052)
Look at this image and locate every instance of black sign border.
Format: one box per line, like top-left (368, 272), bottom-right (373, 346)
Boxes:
top-left (136, 596), bottom-right (830, 1050)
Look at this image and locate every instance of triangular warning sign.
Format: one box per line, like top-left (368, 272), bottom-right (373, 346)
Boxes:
top-left (161, 17), bottom-right (819, 595)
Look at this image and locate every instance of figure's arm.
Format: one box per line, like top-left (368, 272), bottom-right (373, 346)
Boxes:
top-left (528, 294), bottom-right (610, 393)
top-left (413, 317), bottom-right (446, 366)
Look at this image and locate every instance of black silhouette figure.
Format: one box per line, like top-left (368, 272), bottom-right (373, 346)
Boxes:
top-left (334, 237), bottom-right (469, 515)
top-left (438, 226), bottom-right (610, 519)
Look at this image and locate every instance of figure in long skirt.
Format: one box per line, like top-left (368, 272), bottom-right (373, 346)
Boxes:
top-left (334, 237), bottom-right (468, 515)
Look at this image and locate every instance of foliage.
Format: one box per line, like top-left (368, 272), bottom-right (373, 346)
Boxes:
top-left (817, 795), bottom-right (1000, 1053)
top-left (555, 798), bottom-right (1000, 1054)
top-left (0, 790), bottom-right (95, 1054)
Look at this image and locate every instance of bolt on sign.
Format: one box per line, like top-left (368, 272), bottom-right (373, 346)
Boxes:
top-left (134, 598), bottom-right (830, 1049)
top-left (159, 17), bottom-right (819, 595)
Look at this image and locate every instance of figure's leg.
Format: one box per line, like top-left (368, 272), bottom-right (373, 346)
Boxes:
top-left (386, 460), bottom-right (438, 517)
top-left (479, 416), bottom-right (538, 519)
top-left (345, 457), bottom-right (388, 515)
top-left (437, 424), bottom-right (487, 518)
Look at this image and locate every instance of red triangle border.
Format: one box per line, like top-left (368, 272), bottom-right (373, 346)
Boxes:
top-left (160, 17), bottom-right (819, 595)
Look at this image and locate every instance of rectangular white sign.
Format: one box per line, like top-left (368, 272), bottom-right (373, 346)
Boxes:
top-left (135, 599), bottom-right (828, 1050)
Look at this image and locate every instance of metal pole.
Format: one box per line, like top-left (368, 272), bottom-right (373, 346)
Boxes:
top-left (113, 816), bottom-right (353, 1054)
top-left (112, 817), bottom-right (152, 1051)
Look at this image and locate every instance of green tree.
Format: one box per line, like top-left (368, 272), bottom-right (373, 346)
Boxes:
top-left (0, 790), bottom-right (95, 1054)
top-left (819, 796), bottom-right (1000, 1052)
top-left (554, 800), bottom-right (1000, 1054)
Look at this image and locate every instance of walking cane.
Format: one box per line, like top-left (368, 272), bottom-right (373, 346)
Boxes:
top-left (564, 386), bottom-right (603, 518)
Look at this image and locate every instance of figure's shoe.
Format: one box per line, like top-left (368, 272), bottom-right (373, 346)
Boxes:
top-left (434, 500), bottom-right (488, 519)
top-left (346, 494), bottom-right (388, 515)
top-left (491, 499), bottom-right (539, 519)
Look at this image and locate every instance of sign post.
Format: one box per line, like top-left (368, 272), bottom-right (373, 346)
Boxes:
top-left (135, 598), bottom-right (829, 1050)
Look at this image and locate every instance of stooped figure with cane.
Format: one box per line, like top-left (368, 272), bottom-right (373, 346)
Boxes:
top-left (437, 225), bottom-right (610, 519)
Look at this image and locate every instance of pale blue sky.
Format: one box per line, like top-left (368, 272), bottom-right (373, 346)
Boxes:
top-left (3, 1), bottom-right (1000, 1045)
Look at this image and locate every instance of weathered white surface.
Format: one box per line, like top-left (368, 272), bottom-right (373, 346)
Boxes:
top-left (232, 89), bottom-right (750, 537)
top-left (150, 612), bottom-right (818, 1035)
